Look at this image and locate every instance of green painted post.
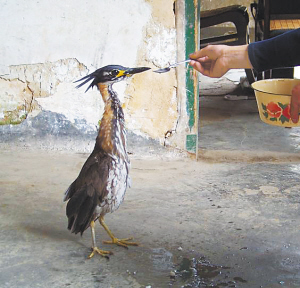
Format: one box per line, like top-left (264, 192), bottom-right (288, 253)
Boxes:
top-left (185, 0), bottom-right (200, 156)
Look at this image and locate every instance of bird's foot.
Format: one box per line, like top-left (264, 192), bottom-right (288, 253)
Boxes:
top-left (88, 247), bottom-right (113, 259)
top-left (103, 237), bottom-right (139, 249)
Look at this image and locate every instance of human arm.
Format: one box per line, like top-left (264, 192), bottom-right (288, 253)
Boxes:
top-left (248, 28), bottom-right (300, 72)
top-left (190, 28), bottom-right (300, 76)
top-left (190, 29), bottom-right (300, 122)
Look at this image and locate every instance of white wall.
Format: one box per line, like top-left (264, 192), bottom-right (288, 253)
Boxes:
top-left (0, 0), bottom-right (151, 73)
top-left (0, 0), bottom-right (179, 146)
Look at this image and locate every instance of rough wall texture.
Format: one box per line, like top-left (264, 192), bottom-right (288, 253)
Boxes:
top-left (0, 59), bottom-right (89, 124)
top-left (0, 0), bottom-right (178, 151)
top-left (0, 78), bottom-right (35, 125)
top-left (126, 0), bottom-right (178, 140)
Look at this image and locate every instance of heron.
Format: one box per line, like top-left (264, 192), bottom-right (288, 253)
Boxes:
top-left (64, 65), bottom-right (150, 258)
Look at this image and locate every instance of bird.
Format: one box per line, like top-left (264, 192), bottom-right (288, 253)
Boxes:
top-left (64, 64), bottom-right (150, 259)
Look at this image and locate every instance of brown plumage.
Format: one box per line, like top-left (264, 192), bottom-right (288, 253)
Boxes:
top-left (64, 65), bottom-right (150, 258)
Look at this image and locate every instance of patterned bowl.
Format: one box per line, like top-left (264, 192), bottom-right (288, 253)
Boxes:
top-left (252, 78), bottom-right (300, 127)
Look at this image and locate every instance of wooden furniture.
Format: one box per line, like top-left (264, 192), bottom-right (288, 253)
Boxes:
top-left (200, 5), bottom-right (255, 84)
top-left (200, 5), bottom-right (249, 47)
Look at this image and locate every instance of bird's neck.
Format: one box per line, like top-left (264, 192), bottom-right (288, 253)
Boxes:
top-left (95, 83), bottom-right (127, 159)
top-left (98, 83), bottom-right (113, 103)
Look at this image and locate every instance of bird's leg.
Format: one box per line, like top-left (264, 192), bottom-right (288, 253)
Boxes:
top-left (88, 220), bottom-right (113, 259)
top-left (99, 216), bottom-right (138, 248)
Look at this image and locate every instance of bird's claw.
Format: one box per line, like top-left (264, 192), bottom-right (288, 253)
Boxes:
top-left (88, 247), bottom-right (113, 259)
top-left (103, 237), bottom-right (139, 248)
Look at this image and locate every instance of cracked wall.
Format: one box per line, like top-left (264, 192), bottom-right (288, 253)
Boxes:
top-left (0, 77), bottom-right (35, 125)
top-left (0, 58), bottom-right (96, 127)
top-left (0, 0), bottom-right (178, 149)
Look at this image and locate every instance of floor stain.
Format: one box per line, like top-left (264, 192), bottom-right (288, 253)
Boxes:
top-left (171, 256), bottom-right (247, 288)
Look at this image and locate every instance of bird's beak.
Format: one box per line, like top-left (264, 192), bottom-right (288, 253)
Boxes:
top-left (124, 67), bottom-right (151, 77)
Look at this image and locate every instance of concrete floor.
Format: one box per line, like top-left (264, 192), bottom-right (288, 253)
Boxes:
top-left (1, 76), bottom-right (300, 288)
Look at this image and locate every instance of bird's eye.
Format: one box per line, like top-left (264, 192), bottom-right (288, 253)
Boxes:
top-left (111, 70), bottom-right (119, 76)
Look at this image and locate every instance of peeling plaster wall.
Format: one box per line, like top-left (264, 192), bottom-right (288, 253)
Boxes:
top-left (125, 0), bottom-right (178, 140)
top-left (0, 78), bottom-right (34, 124)
top-left (0, 0), bottom-right (178, 151)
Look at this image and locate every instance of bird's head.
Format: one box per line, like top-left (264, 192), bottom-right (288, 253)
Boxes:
top-left (75, 65), bottom-right (150, 92)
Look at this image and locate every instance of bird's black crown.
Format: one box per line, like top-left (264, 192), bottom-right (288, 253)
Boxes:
top-left (74, 65), bottom-right (150, 92)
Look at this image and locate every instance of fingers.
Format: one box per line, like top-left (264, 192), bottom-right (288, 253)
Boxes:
top-left (189, 59), bottom-right (211, 76)
top-left (189, 45), bottom-right (220, 60)
top-left (195, 56), bottom-right (210, 63)
top-left (189, 45), bottom-right (228, 78)
top-left (189, 48), bottom-right (207, 60)
top-left (290, 83), bottom-right (300, 123)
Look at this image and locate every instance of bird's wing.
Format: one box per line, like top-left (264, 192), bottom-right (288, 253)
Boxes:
top-left (64, 152), bottom-right (111, 235)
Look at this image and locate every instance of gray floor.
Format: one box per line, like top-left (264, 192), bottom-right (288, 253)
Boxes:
top-left (1, 77), bottom-right (300, 288)
top-left (200, 95), bottom-right (300, 156)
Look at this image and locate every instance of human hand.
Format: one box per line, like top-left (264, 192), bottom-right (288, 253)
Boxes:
top-left (290, 83), bottom-right (300, 123)
top-left (189, 45), bottom-right (230, 78)
top-left (189, 44), bottom-right (251, 78)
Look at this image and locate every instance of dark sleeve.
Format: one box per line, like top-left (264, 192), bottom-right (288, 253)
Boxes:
top-left (248, 28), bottom-right (300, 72)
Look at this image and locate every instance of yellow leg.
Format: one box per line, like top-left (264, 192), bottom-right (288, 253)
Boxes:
top-left (99, 216), bottom-right (138, 248)
top-left (88, 220), bottom-right (113, 259)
